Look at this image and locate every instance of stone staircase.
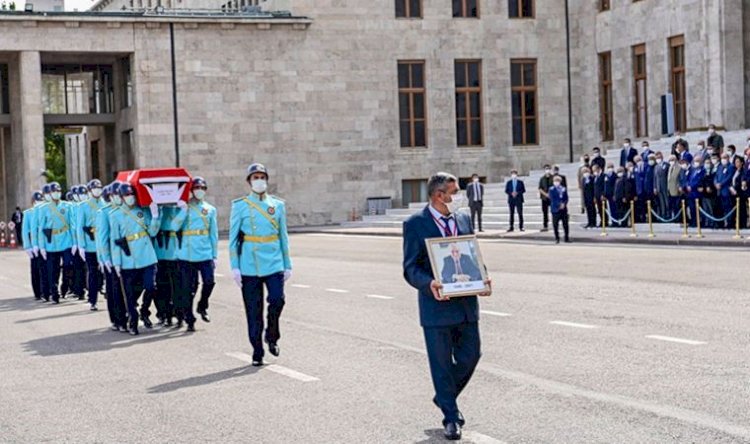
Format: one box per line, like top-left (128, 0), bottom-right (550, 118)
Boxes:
top-left (344, 129), bottom-right (750, 232)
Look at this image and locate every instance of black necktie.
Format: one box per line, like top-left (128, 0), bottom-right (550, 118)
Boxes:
top-left (440, 217), bottom-right (453, 237)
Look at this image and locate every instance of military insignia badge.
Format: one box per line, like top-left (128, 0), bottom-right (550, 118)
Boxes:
top-left (202, 208), bottom-right (208, 215)
top-left (60, 209), bottom-right (65, 214)
top-left (268, 207), bottom-right (276, 215)
top-left (137, 212), bottom-right (144, 218)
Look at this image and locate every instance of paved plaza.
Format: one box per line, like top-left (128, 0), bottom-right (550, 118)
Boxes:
top-left (1, 234), bottom-right (749, 443)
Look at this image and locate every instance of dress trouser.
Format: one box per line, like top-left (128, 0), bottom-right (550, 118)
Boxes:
top-left (72, 253), bottom-right (86, 297)
top-left (552, 209), bottom-right (570, 241)
top-left (105, 268), bottom-right (127, 328)
top-left (154, 260), bottom-right (178, 320)
top-left (540, 199), bottom-right (550, 229)
top-left (241, 272), bottom-right (286, 361)
top-left (423, 321), bottom-right (481, 425)
top-left (39, 256), bottom-right (49, 300)
top-left (30, 255), bottom-right (42, 299)
top-left (46, 250), bottom-right (72, 302)
top-left (585, 201), bottom-right (596, 227)
top-left (85, 252), bottom-right (101, 305)
top-left (509, 202), bottom-right (523, 229)
top-left (656, 190), bottom-right (669, 219)
top-left (121, 265), bottom-right (157, 329)
top-left (469, 202), bottom-right (483, 231)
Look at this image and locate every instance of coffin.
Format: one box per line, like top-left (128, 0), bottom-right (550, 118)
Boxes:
top-left (116, 168), bottom-right (192, 206)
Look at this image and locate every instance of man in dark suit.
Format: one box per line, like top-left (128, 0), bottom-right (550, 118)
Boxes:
top-left (441, 243), bottom-right (482, 283)
top-left (505, 170), bottom-right (525, 232)
top-left (614, 166), bottom-right (633, 227)
top-left (603, 163), bottom-right (616, 226)
top-left (619, 138), bottom-right (637, 168)
top-left (465, 173), bottom-right (484, 232)
top-left (582, 167), bottom-right (596, 228)
top-left (548, 176), bottom-right (570, 243)
top-left (591, 147), bottom-right (606, 171)
top-left (402, 172), bottom-right (491, 441)
top-left (538, 165), bottom-right (554, 232)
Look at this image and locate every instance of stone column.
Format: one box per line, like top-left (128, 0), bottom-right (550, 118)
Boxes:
top-left (9, 51), bottom-right (45, 207)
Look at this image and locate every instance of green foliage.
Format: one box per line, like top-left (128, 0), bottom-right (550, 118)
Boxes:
top-left (44, 130), bottom-right (67, 191)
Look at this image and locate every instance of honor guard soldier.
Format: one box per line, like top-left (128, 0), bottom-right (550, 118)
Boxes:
top-left (36, 184), bottom-right (52, 301)
top-left (110, 183), bottom-right (161, 335)
top-left (69, 186), bottom-right (88, 301)
top-left (22, 191), bottom-right (45, 300)
top-left (97, 184), bottom-right (126, 331)
top-left (229, 163), bottom-right (292, 366)
top-left (175, 177), bottom-right (218, 330)
top-left (77, 180), bottom-right (105, 311)
top-left (36, 182), bottom-right (74, 304)
top-left (150, 198), bottom-right (187, 328)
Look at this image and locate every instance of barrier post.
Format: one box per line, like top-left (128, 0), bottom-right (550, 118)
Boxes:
top-left (695, 199), bottom-right (704, 238)
top-left (629, 200), bottom-right (637, 237)
top-left (681, 199), bottom-right (689, 238)
top-left (734, 198), bottom-right (742, 239)
top-left (646, 200), bottom-right (655, 238)
top-left (600, 200), bottom-right (608, 237)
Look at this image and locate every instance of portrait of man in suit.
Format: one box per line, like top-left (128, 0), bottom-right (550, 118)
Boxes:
top-left (440, 243), bottom-right (482, 284)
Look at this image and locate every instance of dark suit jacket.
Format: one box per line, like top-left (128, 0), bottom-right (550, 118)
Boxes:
top-left (403, 207), bottom-right (479, 328)
top-left (548, 186), bottom-right (568, 214)
top-left (505, 179), bottom-right (525, 204)
top-left (466, 182), bottom-right (484, 205)
top-left (620, 147), bottom-right (637, 167)
top-left (442, 254), bottom-right (482, 283)
top-left (591, 156), bottom-right (606, 171)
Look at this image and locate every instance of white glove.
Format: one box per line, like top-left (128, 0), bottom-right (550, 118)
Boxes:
top-left (40, 249), bottom-right (47, 260)
top-left (79, 248), bottom-right (86, 261)
top-left (114, 265), bottom-right (121, 277)
top-left (98, 263), bottom-right (104, 273)
top-left (176, 200), bottom-right (187, 210)
top-left (213, 259), bottom-right (218, 269)
top-left (25, 249), bottom-right (34, 259)
top-left (104, 261), bottom-right (113, 273)
top-left (149, 202), bottom-right (159, 218)
top-left (71, 245), bottom-right (78, 256)
top-left (283, 269), bottom-right (292, 282)
top-left (32, 246), bottom-right (39, 257)
top-left (232, 269), bottom-right (242, 288)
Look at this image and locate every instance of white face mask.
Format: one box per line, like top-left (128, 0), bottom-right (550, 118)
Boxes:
top-left (251, 179), bottom-right (268, 194)
top-left (44, 194), bottom-right (51, 202)
top-left (624, 143), bottom-right (631, 148)
top-left (583, 173), bottom-right (590, 179)
top-left (511, 174), bottom-right (518, 180)
top-left (728, 151), bottom-right (735, 157)
top-left (51, 191), bottom-right (61, 201)
top-left (656, 158), bottom-right (663, 164)
top-left (711, 158), bottom-right (719, 165)
top-left (472, 178), bottom-right (479, 183)
top-left (124, 195), bottom-right (136, 207)
top-left (545, 169), bottom-right (551, 175)
top-left (80, 194), bottom-right (89, 202)
top-left (606, 168), bottom-right (614, 174)
top-left (709, 129), bottom-right (715, 135)
top-left (648, 161), bottom-right (655, 166)
top-left (681, 164), bottom-right (689, 170)
top-left (444, 193), bottom-right (466, 214)
top-left (593, 152), bottom-right (600, 158)
top-left (553, 182), bottom-right (562, 188)
top-left (669, 161), bottom-right (676, 167)
top-left (112, 195), bottom-right (122, 206)
top-left (91, 188), bottom-right (103, 198)
top-left (617, 172), bottom-right (624, 178)
top-left (721, 159), bottom-right (729, 166)
top-left (193, 189), bottom-right (206, 200)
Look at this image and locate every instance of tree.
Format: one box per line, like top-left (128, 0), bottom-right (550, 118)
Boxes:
top-left (44, 130), bottom-right (67, 191)
top-left (9, 2), bottom-right (15, 10)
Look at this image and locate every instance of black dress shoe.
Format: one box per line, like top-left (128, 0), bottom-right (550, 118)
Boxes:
top-left (443, 422), bottom-right (462, 441)
top-left (175, 319), bottom-right (184, 329)
top-left (129, 326), bottom-right (139, 336)
top-left (77, 294), bottom-right (85, 301)
top-left (252, 359), bottom-right (264, 367)
top-left (165, 317), bottom-right (173, 327)
top-left (90, 304), bottom-right (98, 311)
top-left (186, 322), bottom-right (196, 332)
top-left (506, 228), bottom-right (514, 232)
top-left (520, 228), bottom-right (525, 232)
top-left (110, 324), bottom-right (119, 331)
top-left (267, 341), bottom-right (280, 357)
top-left (141, 316), bottom-right (153, 329)
top-left (198, 310), bottom-right (211, 323)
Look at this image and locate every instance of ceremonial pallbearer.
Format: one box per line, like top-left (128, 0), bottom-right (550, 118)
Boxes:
top-left (36, 182), bottom-right (74, 304)
top-left (110, 183), bottom-right (161, 335)
top-left (175, 177), bottom-right (218, 330)
top-left (22, 191), bottom-right (45, 300)
top-left (151, 198), bottom-right (186, 328)
top-left (229, 163), bottom-right (292, 367)
top-left (77, 180), bottom-right (105, 311)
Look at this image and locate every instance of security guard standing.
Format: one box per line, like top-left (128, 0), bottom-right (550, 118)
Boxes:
top-left (150, 198), bottom-right (187, 328)
top-left (229, 163), bottom-right (292, 366)
top-left (22, 191), bottom-right (45, 300)
top-left (110, 183), bottom-right (161, 335)
top-left (176, 177), bottom-right (218, 330)
top-left (77, 180), bottom-right (104, 311)
top-left (36, 182), bottom-right (74, 304)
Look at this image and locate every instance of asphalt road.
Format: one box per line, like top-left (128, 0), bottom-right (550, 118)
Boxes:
top-left (1, 235), bottom-right (749, 443)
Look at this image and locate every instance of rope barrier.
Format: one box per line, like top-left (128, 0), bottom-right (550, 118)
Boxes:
top-left (698, 206), bottom-right (737, 223)
top-left (604, 206), bottom-right (632, 225)
top-left (649, 208), bottom-right (684, 224)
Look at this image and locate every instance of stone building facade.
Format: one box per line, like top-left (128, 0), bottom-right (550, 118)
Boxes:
top-left (0, 0), bottom-right (749, 226)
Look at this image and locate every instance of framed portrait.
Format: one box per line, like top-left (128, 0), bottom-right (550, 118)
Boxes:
top-left (425, 235), bottom-right (490, 298)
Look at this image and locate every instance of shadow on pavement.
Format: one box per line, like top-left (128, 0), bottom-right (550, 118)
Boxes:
top-left (147, 365), bottom-right (261, 394)
top-left (15, 309), bottom-right (94, 324)
top-left (0, 296), bottom-right (50, 313)
top-left (415, 428), bottom-right (451, 443)
top-left (22, 328), bottom-right (185, 357)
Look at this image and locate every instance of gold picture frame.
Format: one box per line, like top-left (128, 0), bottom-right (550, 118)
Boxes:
top-left (424, 235), bottom-right (490, 298)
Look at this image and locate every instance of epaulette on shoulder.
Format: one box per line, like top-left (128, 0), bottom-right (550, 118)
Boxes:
top-left (232, 197), bottom-right (245, 204)
top-left (23, 208), bottom-right (33, 214)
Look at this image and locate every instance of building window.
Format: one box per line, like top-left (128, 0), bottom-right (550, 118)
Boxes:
top-left (41, 64), bottom-right (114, 115)
top-left (599, 0), bottom-right (609, 11)
top-left (455, 60), bottom-right (482, 147)
top-left (510, 59), bottom-right (538, 146)
top-left (633, 44), bottom-right (648, 137)
top-left (669, 35), bottom-right (686, 132)
top-left (453, 0), bottom-right (479, 18)
top-left (121, 57), bottom-right (133, 109)
top-left (402, 179), bottom-right (428, 207)
top-left (0, 64), bottom-right (8, 114)
top-left (396, 0), bottom-right (421, 18)
top-left (398, 61), bottom-right (427, 148)
top-left (598, 52), bottom-right (613, 141)
top-left (508, 0), bottom-right (533, 18)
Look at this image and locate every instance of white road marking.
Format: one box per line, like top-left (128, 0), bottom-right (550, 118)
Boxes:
top-left (325, 288), bottom-right (349, 294)
top-left (462, 431), bottom-right (508, 444)
top-left (291, 284), bottom-right (312, 289)
top-left (366, 294), bottom-right (394, 300)
top-left (481, 310), bottom-right (512, 317)
top-left (226, 352), bottom-right (319, 382)
top-left (549, 320), bottom-right (599, 329)
top-left (646, 335), bottom-right (706, 345)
